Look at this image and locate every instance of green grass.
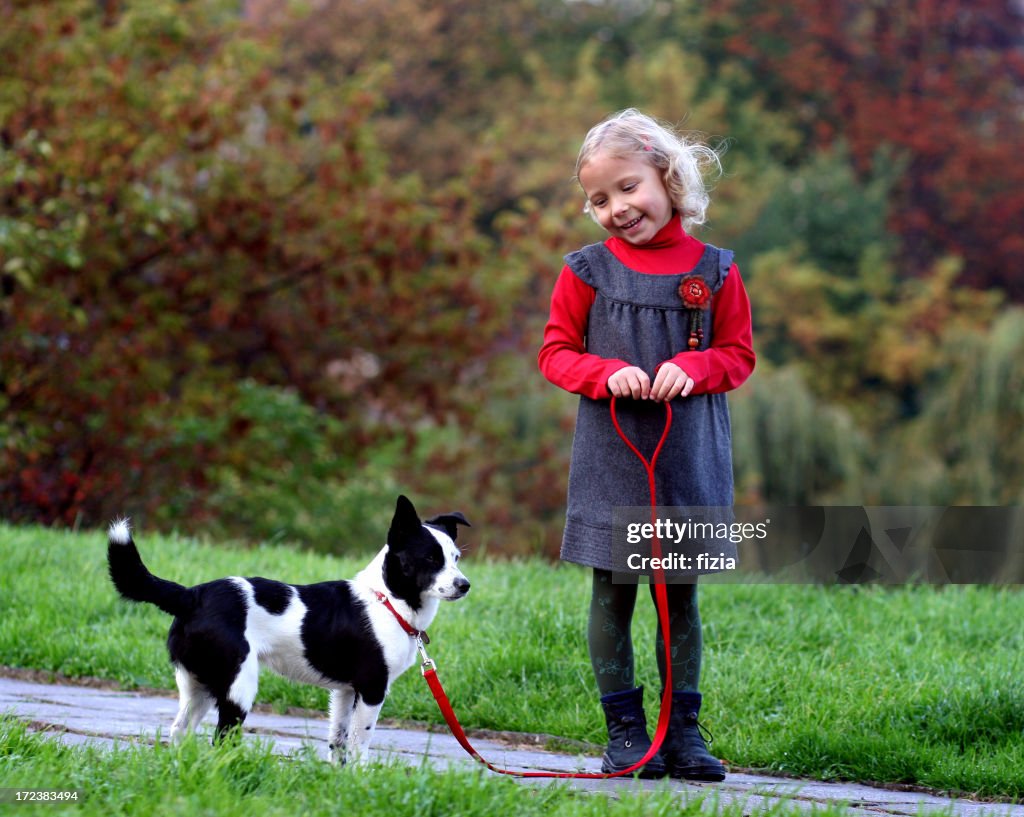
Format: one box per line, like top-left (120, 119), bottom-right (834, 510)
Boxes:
top-left (3, 718), bottom-right (785, 817)
top-left (2, 523), bottom-right (1024, 800)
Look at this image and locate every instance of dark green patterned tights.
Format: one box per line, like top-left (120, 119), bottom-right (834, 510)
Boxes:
top-left (587, 568), bottom-right (702, 695)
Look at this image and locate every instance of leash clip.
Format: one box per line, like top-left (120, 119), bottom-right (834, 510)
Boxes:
top-left (417, 636), bottom-right (435, 674)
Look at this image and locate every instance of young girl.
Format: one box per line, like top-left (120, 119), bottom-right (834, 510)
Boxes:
top-left (538, 109), bottom-right (755, 780)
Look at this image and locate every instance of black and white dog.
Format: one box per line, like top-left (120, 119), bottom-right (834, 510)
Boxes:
top-left (107, 495), bottom-right (470, 763)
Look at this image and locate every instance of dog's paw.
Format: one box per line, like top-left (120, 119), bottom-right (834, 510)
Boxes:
top-left (327, 743), bottom-right (347, 766)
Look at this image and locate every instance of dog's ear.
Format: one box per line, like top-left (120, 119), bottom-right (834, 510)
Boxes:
top-left (388, 495), bottom-right (422, 549)
top-left (425, 511), bottom-right (471, 542)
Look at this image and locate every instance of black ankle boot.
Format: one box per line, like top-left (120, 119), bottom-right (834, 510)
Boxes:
top-left (662, 691), bottom-right (726, 781)
top-left (599, 687), bottom-right (667, 778)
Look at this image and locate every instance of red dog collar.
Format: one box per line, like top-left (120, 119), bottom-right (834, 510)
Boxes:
top-left (372, 590), bottom-right (429, 645)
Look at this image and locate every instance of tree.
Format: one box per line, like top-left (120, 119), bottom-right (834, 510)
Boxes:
top-left (745, 245), bottom-right (1001, 426)
top-left (706, 0), bottom-right (1024, 296)
top-left (0, 0), bottom-right (512, 531)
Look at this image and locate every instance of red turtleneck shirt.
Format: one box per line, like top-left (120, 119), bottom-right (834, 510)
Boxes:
top-left (538, 219), bottom-right (755, 400)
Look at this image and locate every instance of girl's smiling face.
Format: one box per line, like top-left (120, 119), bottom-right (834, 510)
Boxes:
top-left (578, 150), bottom-right (674, 245)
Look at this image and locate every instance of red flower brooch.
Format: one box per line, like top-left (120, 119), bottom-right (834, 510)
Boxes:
top-left (679, 275), bottom-right (711, 309)
top-left (678, 275), bottom-right (711, 349)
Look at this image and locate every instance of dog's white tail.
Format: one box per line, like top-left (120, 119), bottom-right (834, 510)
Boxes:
top-left (107, 520), bottom-right (193, 617)
top-left (108, 518), bottom-right (132, 545)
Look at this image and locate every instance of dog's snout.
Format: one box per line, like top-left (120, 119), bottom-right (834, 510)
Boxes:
top-left (454, 577), bottom-right (471, 595)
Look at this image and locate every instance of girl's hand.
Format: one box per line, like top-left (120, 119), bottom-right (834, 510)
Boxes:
top-left (650, 362), bottom-right (694, 402)
top-left (607, 366), bottom-right (651, 400)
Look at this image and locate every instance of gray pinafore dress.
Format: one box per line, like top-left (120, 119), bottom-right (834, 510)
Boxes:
top-left (560, 241), bottom-right (736, 572)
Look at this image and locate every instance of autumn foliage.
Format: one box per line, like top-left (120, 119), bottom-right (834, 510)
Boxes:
top-left (707, 0), bottom-right (1024, 295)
top-left (1, 1), bottom-right (521, 535)
top-left (2, 0), bottom-right (1023, 554)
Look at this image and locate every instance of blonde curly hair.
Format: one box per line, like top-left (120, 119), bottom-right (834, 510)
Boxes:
top-left (575, 109), bottom-right (723, 232)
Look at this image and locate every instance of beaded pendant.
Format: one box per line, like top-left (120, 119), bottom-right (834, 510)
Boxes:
top-left (678, 274), bottom-right (711, 350)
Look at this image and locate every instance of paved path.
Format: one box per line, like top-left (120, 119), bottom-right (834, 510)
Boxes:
top-left (2, 676), bottom-right (1021, 816)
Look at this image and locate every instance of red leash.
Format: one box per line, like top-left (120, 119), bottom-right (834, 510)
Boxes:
top-left (413, 397), bottom-right (676, 778)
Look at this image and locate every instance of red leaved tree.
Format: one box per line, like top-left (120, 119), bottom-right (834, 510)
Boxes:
top-left (0, 0), bottom-right (512, 530)
top-left (708, 0), bottom-right (1024, 295)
